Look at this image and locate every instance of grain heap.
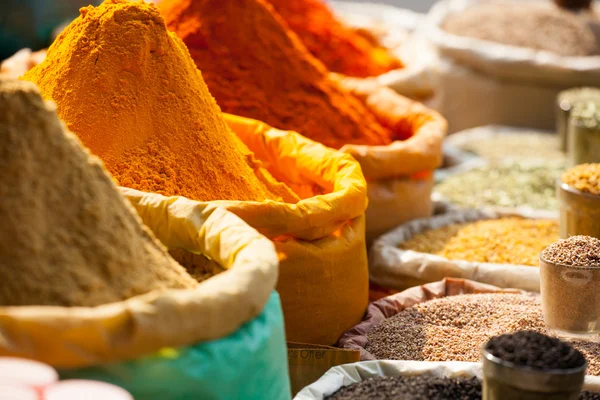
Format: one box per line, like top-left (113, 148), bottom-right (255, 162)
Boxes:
top-left (325, 376), bottom-right (482, 400)
top-left (0, 78), bottom-right (197, 307)
top-left (22, 0), bottom-right (298, 204)
top-left (443, 2), bottom-right (600, 56)
top-left (364, 293), bottom-right (600, 375)
top-left (159, 0), bottom-right (396, 150)
top-left (542, 235), bottom-right (600, 267)
top-left (562, 164), bottom-right (600, 195)
top-left (398, 217), bottom-right (558, 266)
top-left (265, 0), bottom-right (403, 77)
top-left (435, 160), bottom-right (563, 209)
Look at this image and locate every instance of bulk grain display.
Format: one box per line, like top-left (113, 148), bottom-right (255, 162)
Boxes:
top-left (20, 0), bottom-right (369, 346)
top-left (560, 163), bottom-right (600, 238)
top-left (158, 0), bottom-right (447, 241)
top-left (0, 78), bottom-right (291, 400)
top-left (424, 0), bottom-right (600, 133)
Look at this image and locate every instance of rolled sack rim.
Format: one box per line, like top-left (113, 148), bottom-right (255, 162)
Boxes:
top-left (334, 74), bottom-right (447, 181)
top-left (0, 203), bottom-right (279, 368)
top-left (424, 0), bottom-right (600, 86)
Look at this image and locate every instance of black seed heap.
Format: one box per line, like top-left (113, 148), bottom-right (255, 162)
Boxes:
top-left (485, 331), bottom-right (586, 371)
top-left (581, 392), bottom-right (600, 400)
top-left (324, 375), bottom-right (482, 400)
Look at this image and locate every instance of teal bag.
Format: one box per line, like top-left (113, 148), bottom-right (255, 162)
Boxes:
top-left (60, 292), bottom-right (291, 400)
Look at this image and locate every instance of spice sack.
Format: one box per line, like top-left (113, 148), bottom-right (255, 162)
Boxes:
top-left (294, 360), bottom-right (600, 399)
top-left (423, 0), bottom-right (600, 133)
top-left (128, 114), bottom-right (370, 346)
top-left (369, 209), bottom-right (557, 293)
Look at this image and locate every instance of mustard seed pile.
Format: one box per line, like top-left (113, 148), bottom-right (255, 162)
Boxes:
top-left (364, 293), bottom-right (600, 375)
top-left (562, 164), bottom-right (600, 196)
top-left (398, 217), bottom-right (558, 266)
top-left (0, 79), bottom-right (197, 307)
top-left (541, 235), bottom-right (600, 267)
top-left (443, 3), bottom-right (600, 56)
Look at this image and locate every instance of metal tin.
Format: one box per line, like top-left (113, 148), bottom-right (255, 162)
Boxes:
top-left (568, 119), bottom-right (600, 166)
top-left (482, 348), bottom-right (586, 400)
top-left (558, 182), bottom-right (600, 239)
top-left (556, 88), bottom-right (600, 153)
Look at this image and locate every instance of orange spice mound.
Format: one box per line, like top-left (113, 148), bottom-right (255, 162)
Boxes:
top-left (159, 0), bottom-right (393, 149)
top-left (22, 0), bottom-right (298, 203)
top-left (267, 0), bottom-right (403, 77)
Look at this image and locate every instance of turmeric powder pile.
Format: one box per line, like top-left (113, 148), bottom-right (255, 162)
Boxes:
top-left (266, 0), bottom-right (403, 77)
top-left (23, 0), bottom-right (298, 204)
top-left (0, 78), bottom-right (197, 307)
top-left (159, 0), bottom-right (394, 149)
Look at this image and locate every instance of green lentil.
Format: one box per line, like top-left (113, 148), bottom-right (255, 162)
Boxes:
top-left (435, 160), bottom-right (564, 210)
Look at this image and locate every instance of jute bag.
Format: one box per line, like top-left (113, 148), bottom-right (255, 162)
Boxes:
top-left (0, 199), bottom-right (291, 400)
top-left (294, 360), bottom-right (600, 399)
top-left (129, 114), bottom-right (370, 346)
top-left (423, 0), bottom-right (600, 133)
top-left (368, 209), bottom-right (557, 293)
top-left (333, 76), bottom-right (447, 242)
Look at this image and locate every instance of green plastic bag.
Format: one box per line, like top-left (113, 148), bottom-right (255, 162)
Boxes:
top-left (60, 292), bottom-right (291, 400)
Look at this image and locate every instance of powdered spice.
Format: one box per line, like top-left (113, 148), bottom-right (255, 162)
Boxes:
top-left (23, 0), bottom-right (298, 203)
top-left (0, 79), bottom-right (196, 307)
top-left (159, 0), bottom-right (394, 149)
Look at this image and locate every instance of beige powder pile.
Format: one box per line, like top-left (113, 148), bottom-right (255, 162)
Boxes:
top-left (443, 2), bottom-right (600, 57)
top-left (0, 79), bottom-right (197, 307)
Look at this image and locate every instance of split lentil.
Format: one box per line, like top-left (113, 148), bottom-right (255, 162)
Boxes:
top-left (364, 293), bottom-right (600, 375)
top-left (325, 376), bottom-right (482, 400)
top-left (562, 164), bottom-right (600, 196)
top-left (541, 235), bottom-right (600, 267)
top-left (398, 217), bottom-right (558, 266)
top-left (435, 161), bottom-right (563, 210)
top-left (443, 3), bottom-right (600, 56)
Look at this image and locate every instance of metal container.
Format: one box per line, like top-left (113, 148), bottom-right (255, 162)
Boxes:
top-left (559, 182), bottom-right (600, 239)
top-left (482, 348), bottom-right (586, 400)
top-left (540, 254), bottom-right (600, 340)
top-left (556, 88), bottom-right (600, 153)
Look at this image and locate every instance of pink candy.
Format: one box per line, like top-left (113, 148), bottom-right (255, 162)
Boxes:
top-left (0, 357), bottom-right (57, 390)
top-left (44, 380), bottom-right (133, 400)
top-left (0, 385), bottom-right (39, 400)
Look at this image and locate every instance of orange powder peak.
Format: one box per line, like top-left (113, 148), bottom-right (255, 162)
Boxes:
top-left (159, 0), bottom-right (393, 150)
top-left (266, 0), bottom-right (403, 78)
top-left (23, 0), bottom-right (298, 203)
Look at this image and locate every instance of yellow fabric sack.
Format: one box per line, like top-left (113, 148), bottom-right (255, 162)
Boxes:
top-left (127, 114), bottom-right (369, 346)
top-left (334, 74), bottom-right (448, 242)
top-left (0, 203), bottom-right (278, 368)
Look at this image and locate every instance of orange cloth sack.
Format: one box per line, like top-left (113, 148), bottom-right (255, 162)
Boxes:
top-left (334, 75), bottom-right (447, 241)
top-left (125, 114), bottom-right (369, 346)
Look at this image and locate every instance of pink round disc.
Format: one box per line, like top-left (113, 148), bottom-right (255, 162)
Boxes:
top-left (0, 357), bottom-right (58, 388)
top-left (45, 380), bottom-right (133, 400)
top-left (0, 384), bottom-right (39, 400)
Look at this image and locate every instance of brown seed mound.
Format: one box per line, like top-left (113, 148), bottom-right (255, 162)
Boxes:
top-left (562, 163), bottom-right (600, 196)
top-left (541, 235), bottom-right (600, 267)
top-left (443, 3), bottom-right (600, 57)
top-left (0, 79), bottom-right (197, 307)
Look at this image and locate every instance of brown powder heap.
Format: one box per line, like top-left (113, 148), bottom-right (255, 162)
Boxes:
top-left (443, 3), bottom-right (600, 57)
top-left (364, 293), bottom-right (600, 375)
top-left (158, 0), bottom-right (394, 149)
top-left (22, 0), bottom-right (298, 203)
top-left (0, 79), bottom-right (197, 307)
top-left (541, 235), bottom-right (600, 267)
top-left (562, 163), bottom-right (600, 196)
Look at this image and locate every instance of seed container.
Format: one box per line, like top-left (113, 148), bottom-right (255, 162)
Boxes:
top-left (567, 101), bottom-right (600, 166)
top-left (559, 182), bottom-right (600, 239)
top-left (540, 255), bottom-right (600, 340)
top-left (556, 88), bottom-right (600, 152)
top-left (482, 347), bottom-right (586, 400)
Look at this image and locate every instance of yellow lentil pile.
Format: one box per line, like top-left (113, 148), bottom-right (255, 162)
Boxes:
top-left (399, 217), bottom-right (559, 266)
top-left (562, 163), bottom-right (600, 196)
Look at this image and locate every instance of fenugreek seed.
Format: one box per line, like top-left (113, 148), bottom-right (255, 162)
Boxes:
top-left (398, 217), bottom-right (558, 266)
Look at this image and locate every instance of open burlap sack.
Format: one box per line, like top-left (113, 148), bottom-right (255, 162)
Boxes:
top-left (0, 201), bottom-right (278, 368)
top-left (338, 278), bottom-right (522, 360)
top-left (333, 75), bottom-right (447, 242)
top-left (423, 0), bottom-right (600, 133)
top-left (128, 113), bottom-right (369, 346)
top-left (369, 208), bottom-right (557, 293)
top-left (294, 360), bottom-right (600, 399)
